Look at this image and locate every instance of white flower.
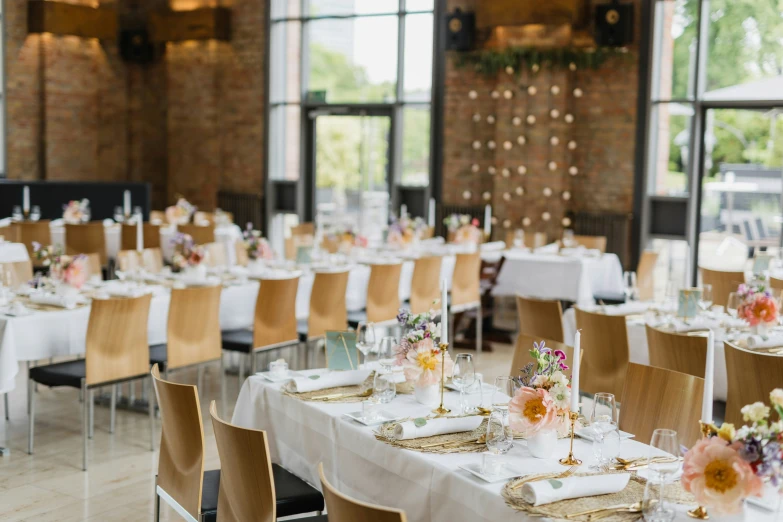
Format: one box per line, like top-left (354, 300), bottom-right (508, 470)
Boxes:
top-left (741, 401), bottom-right (771, 423)
top-left (549, 370), bottom-right (568, 387)
top-left (428, 322), bottom-right (442, 340)
top-left (531, 375), bottom-right (549, 388)
top-left (549, 384), bottom-right (571, 410)
top-left (770, 389), bottom-right (783, 408)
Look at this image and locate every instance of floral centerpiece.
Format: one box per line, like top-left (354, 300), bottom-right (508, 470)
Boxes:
top-left (62, 199), bottom-right (90, 224)
top-left (32, 242), bottom-right (87, 290)
top-left (737, 282), bottom-right (779, 334)
top-left (393, 307), bottom-right (453, 405)
top-left (510, 341), bottom-right (573, 440)
top-left (243, 224), bottom-right (274, 261)
top-left (444, 214), bottom-right (482, 245)
top-left (682, 390), bottom-right (783, 515)
top-left (325, 226), bottom-right (368, 251)
top-left (170, 233), bottom-right (205, 275)
top-left (165, 198), bottom-right (196, 225)
top-left (387, 215), bottom-right (426, 248)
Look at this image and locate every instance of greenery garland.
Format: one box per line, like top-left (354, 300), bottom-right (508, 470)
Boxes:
top-left (453, 47), bottom-right (630, 77)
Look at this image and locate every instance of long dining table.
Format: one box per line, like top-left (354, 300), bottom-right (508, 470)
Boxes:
top-left (232, 374), bottom-right (780, 522)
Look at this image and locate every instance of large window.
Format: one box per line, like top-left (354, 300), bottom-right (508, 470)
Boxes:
top-left (643, 0), bottom-right (783, 284)
top-left (267, 0), bottom-right (435, 235)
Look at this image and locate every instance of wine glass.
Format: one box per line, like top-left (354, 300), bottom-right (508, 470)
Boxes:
top-left (356, 323), bottom-right (376, 365)
top-left (643, 429), bottom-right (680, 522)
top-left (699, 284), bottom-right (713, 312)
top-left (377, 336), bottom-right (396, 369)
top-left (452, 354), bottom-right (476, 414)
top-left (30, 206), bottom-right (41, 222)
top-left (726, 291), bottom-right (741, 318)
top-left (664, 280), bottom-right (679, 309)
top-left (492, 376), bottom-right (517, 414)
top-left (513, 229), bottom-right (525, 249)
top-left (11, 206), bottom-right (22, 221)
top-left (623, 271), bottom-right (637, 301)
top-left (562, 229), bottom-right (575, 248)
top-left (82, 206), bottom-right (91, 223)
top-left (589, 392), bottom-right (618, 471)
top-left (113, 206), bottom-right (125, 223)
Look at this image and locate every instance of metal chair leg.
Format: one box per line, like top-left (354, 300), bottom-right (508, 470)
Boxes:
top-left (238, 353), bottom-right (245, 395)
top-left (4, 393), bottom-right (8, 421)
top-left (109, 385), bottom-right (117, 434)
top-left (154, 487), bottom-right (161, 522)
top-left (476, 304), bottom-right (483, 353)
top-left (250, 350), bottom-right (257, 375)
top-left (197, 366), bottom-right (204, 395)
top-left (27, 379), bottom-right (35, 454)
top-left (88, 389), bottom-right (94, 439)
top-left (26, 362), bottom-right (31, 415)
top-left (82, 380), bottom-right (88, 471)
top-left (148, 377), bottom-right (155, 452)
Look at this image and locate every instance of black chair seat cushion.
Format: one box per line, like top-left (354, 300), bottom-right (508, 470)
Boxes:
top-left (29, 359), bottom-right (85, 389)
top-left (346, 310), bottom-right (366, 329)
top-left (221, 329), bottom-right (254, 353)
top-left (149, 343), bottom-right (167, 368)
top-left (199, 466), bottom-right (323, 519)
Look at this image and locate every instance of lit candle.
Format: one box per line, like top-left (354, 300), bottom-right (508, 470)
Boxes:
top-left (23, 186), bottom-right (30, 214)
top-left (440, 278), bottom-right (448, 346)
top-left (136, 212), bottom-right (143, 253)
top-left (701, 330), bottom-right (715, 425)
top-left (428, 198), bottom-right (436, 228)
top-left (570, 330), bottom-right (581, 413)
top-left (484, 204), bottom-right (492, 237)
top-left (123, 190), bottom-right (131, 217)
top-left (401, 204), bottom-right (407, 218)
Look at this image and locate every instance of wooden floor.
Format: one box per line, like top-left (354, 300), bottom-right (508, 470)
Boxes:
top-left (0, 343), bottom-right (514, 521)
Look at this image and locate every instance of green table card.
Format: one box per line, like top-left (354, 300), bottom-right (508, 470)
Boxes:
top-left (753, 254), bottom-right (772, 275)
top-left (296, 245), bottom-right (313, 265)
top-left (677, 288), bottom-right (702, 319)
top-left (325, 331), bottom-right (360, 370)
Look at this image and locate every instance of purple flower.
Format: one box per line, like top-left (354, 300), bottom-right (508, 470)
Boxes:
top-left (396, 309), bottom-right (410, 325)
top-left (32, 241), bottom-right (41, 252)
top-left (739, 438), bottom-right (762, 463)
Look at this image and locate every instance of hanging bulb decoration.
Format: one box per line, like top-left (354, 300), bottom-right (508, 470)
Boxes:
top-left (503, 141), bottom-right (512, 151)
top-left (487, 166), bottom-right (496, 175)
top-left (569, 62), bottom-right (577, 71)
top-left (565, 113), bottom-right (574, 123)
top-left (512, 116), bottom-right (522, 126)
top-left (472, 113), bottom-right (481, 122)
top-left (471, 163), bottom-right (480, 173)
top-left (517, 135), bottom-right (526, 145)
top-left (562, 190), bottom-right (572, 201)
top-left (522, 217), bottom-right (532, 227)
top-left (548, 161), bottom-right (557, 171)
top-left (531, 63), bottom-right (540, 73)
top-left (463, 190), bottom-right (472, 200)
top-left (491, 90), bottom-right (500, 99)
top-left (542, 212), bottom-right (551, 221)
top-left (562, 216), bottom-right (572, 227)
top-left (486, 114), bottom-right (496, 124)
top-left (503, 90), bottom-right (513, 100)
top-left (505, 65), bottom-right (515, 75)
top-left (517, 165), bottom-right (527, 175)
top-left (568, 140), bottom-right (577, 150)
top-left (468, 90), bottom-right (477, 99)
top-left (491, 216), bottom-right (498, 225)
top-left (503, 219), bottom-right (511, 228)
top-left (515, 186), bottom-right (524, 196)
top-left (550, 136), bottom-right (560, 146)
top-left (550, 85), bottom-right (560, 95)
top-left (487, 140), bottom-right (496, 150)
top-left (569, 166), bottom-right (579, 176)
top-left (527, 86), bottom-right (537, 96)
top-left (483, 191), bottom-right (491, 201)
top-left (526, 115), bottom-right (536, 125)
top-left (543, 187), bottom-right (553, 197)
top-left (501, 168), bottom-right (510, 178)
top-left (472, 140), bottom-right (481, 150)
top-left (550, 109), bottom-right (560, 119)
top-left (573, 88), bottom-right (583, 98)
top-left (503, 192), bottom-right (511, 201)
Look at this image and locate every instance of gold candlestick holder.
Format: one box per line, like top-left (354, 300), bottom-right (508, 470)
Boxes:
top-left (559, 411), bottom-right (582, 466)
top-left (687, 421), bottom-right (714, 519)
top-left (432, 342), bottom-right (451, 415)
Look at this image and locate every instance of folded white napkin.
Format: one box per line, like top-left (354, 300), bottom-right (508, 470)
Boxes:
top-left (604, 302), bottom-right (650, 316)
top-left (102, 219), bottom-right (115, 227)
top-left (394, 416), bottom-right (483, 441)
top-left (480, 241), bottom-right (506, 252)
top-left (179, 275), bottom-right (221, 287)
top-left (520, 473), bottom-right (631, 507)
top-left (104, 282), bottom-right (151, 298)
top-left (29, 292), bottom-right (78, 309)
top-left (534, 243), bottom-right (559, 255)
top-left (289, 369), bottom-right (371, 393)
top-left (745, 334), bottom-right (783, 349)
top-left (49, 218), bottom-right (64, 227)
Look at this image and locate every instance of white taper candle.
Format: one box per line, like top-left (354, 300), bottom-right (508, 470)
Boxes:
top-left (701, 330), bottom-right (715, 425)
top-left (136, 213), bottom-right (143, 253)
top-left (484, 204), bottom-right (491, 237)
top-left (23, 186), bottom-right (30, 214)
top-left (570, 330), bottom-right (581, 413)
top-left (441, 278), bottom-right (448, 345)
top-left (400, 204), bottom-right (407, 218)
top-left (428, 198), bottom-right (435, 228)
top-left (124, 190), bottom-right (131, 217)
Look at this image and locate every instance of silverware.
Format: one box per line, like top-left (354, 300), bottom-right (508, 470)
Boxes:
top-left (589, 502), bottom-right (643, 520)
top-left (566, 501), bottom-right (642, 519)
top-left (512, 466), bottom-right (578, 490)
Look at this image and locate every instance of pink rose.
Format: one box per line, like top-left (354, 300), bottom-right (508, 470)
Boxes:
top-left (508, 386), bottom-right (558, 438)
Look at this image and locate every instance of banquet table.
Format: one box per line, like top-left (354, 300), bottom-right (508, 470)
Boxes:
top-left (492, 250), bottom-right (624, 307)
top-left (232, 374), bottom-right (780, 522)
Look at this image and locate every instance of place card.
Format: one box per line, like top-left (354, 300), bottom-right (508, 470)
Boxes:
top-left (296, 245), bottom-right (313, 264)
top-left (753, 254), bottom-right (773, 275)
top-left (342, 410), bottom-right (401, 427)
top-left (677, 288), bottom-right (701, 319)
top-left (326, 331), bottom-right (360, 371)
top-left (458, 462), bottom-right (523, 483)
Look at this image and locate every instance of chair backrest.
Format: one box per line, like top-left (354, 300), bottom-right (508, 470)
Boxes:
top-left (451, 252), bottom-right (481, 307)
top-left (151, 365), bottom-right (206, 521)
top-left (308, 270), bottom-right (349, 339)
top-left (619, 363), bottom-right (704, 447)
top-left (504, 230), bottom-right (544, 249)
top-left (205, 242), bottom-right (228, 267)
top-left (65, 223), bottom-right (107, 265)
top-left (515, 295), bottom-right (564, 343)
top-left (142, 247), bottom-right (164, 273)
top-left (285, 234), bottom-right (313, 260)
top-left (254, 277), bottom-right (300, 348)
top-left (116, 250), bottom-right (141, 272)
top-left (511, 333), bottom-right (575, 377)
top-left (770, 276), bottom-right (783, 293)
top-left (574, 307), bottom-right (629, 398)
top-left (420, 226), bottom-right (435, 240)
top-left (150, 210), bottom-right (166, 224)
top-left (178, 224), bottom-right (215, 245)
top-left (15, 221), bottom-right (51, 261)
top-left (636, 250), bottom-right (659, 301)
top-left (573, 235), bottom-right (607, 253)
top-left (121, 223), bottom-right (161, 250)
top-left (724, 341), bottom-right (783, 426)
top-left (646, 325), bottom-right (707, 378)
top-left (319, 463), bottom-right (407, 522)
top-left (366, 263), bottom-right (402, 323)
top-left (700, 267), bottom-right (745, 309)
top-left (291, 223), bottom-right (314, 237)
top-left (85, 294), bottom-right (151, 386)
top-left (194, 211), bottom-right (234, 226)
top-left (410, 256), bottom-right (442, 314)
top-left (82, 253), bottom-right (103, 280)
top-left (168, 286), bottom-right (222, 370)
top-left (209, 402), bottom-right (276, 522)
top-left (235, 241), bottom-right (249, 267)
top-left (0, 259), bottom-right (33, 287)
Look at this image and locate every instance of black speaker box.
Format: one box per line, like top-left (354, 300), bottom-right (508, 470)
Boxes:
top-left (445, 9), bottom-right (474, 51)
top-left (595, 2), bottom-right (634, 47)
top-left (120, 29), bottom-right (155, 64)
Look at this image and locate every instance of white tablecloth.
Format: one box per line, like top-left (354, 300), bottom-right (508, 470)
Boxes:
top-left (492, 251), bottom-right (624, 307)
top-left (0, 242), bottom-right (30, 263)
top-left (232, 375), bottom-right (779, 522)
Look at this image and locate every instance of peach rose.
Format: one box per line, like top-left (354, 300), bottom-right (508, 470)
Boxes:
top-left (508, 386), bottom-right (558, 438)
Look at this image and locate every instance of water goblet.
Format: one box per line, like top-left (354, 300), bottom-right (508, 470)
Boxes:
top-left (643, 429), bottom-right (680, 522)
top-left (699, 284), bottom-right (713, 312)
top-left (372, 370), bottom-right (396, 404)
top-left (623, 271), bottom-right (637, 301)
top-left (356, 322), bottom-right (376, 365)
top-left (11, 206), bottom-right (22, 222)
top-left (483, 409), bottom-right (514, 476)
top-left (114, 206), bottom-right (125, 223)
top-left (30, 206), bottom-right (41, 222)
top-left (377, 336), bottom-right (397, 369)
top-left (726, 291), bottom-right (741, 318)
top-left (589, 392), bottom-right (618, 471)
top-left (513, 229), bottom-right (525, 249)
top-left (452, 353), bottom-right (475, 414)
top-left (492, 376), bottom-right (517, 414)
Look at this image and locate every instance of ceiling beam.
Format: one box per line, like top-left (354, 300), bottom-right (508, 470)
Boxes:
top-left (149, 7), bottom-right (231, 43)
top-left (28, 0), bottom-right (117, 40)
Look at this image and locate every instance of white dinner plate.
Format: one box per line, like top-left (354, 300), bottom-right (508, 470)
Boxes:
top-left (255, 371), bottom-right (302, 383)
top-left (576, 428), bottom-right (635, 442)
top-left (342, 410), bottom-right (402, 427)
top-left (458, 462), bottom-right (523, 483)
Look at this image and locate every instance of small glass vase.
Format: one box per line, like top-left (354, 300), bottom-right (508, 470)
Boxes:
top-left (753, 323), bottom-right (771, 337)
top-left (413, 383), bottom-right (440, 407)
top-left (526, 429), bottom-right (558, 459)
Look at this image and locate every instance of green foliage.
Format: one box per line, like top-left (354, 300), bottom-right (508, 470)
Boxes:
top-left (453, 47), bottom-right (629, 77)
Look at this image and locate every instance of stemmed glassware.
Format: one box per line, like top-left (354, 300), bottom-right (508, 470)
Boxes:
top-left (483, 409), bottom-right (514, 476)
top-left (642, 429), bottom-right (680, 522)
top-left (562, 229), bottom-right (575, 248)
top-left (492, 376), bottom-right (517, 414)
top-left (30, 206), bottom-right (41, 222)
top-left (513, 229), bottom-right (525, 249)
top-left (452, 354), bottom-right (475, 414)
top-left (356, 323), bottom-right (376, 365)
top-left (727, 291), bottom-right (741, 318)
top-left (114, 206), bottom-right (125, 223)
top-left (589, 392), bottom-right (620, 471)
top-left (623, 271), bottom-right (637, 301)
top-left (377, 336), bottom-right (396, 370)
top-left (698, 284), bottom-right (713, 312)
top-left (11, 206), bottom-right (22, 221)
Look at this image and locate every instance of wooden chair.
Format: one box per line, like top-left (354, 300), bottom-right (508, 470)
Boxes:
top-left (511, 333), bottom-right (576, 376)
top-left (117, 250), bottom-right (141, 272)
top-left (14, 220), bottom-right (51, 262)
top-left (303, 270), bottom-right (349, 341)
top-left (222, 276), bottom-right (301, 385)
top-left (292, 223), bottom-right (314, 237)
top-left (235, 241), bottom-right (249, 267)
top-left (700, 267), bottom-right (745, 309)
top-left (82, 253), bottom-right (103, 280)
top-left (121, 223), bottom-right (161, 250)
top-left (142, 247), bottom-right (164, 273)
top-left (724, 341), bottom-right (783, 426)
top-left (573, 235), bottom-right (607, 253)
top-left (451, 252), bottom-right (482, 351)
top-left (319, 463), bottom-right (407, 522)
top-left (574, 307), bottom-right (630, 398)
top-left (770, 276), bottom-right (783, 293)
top-left (619, 363), bottom-right (704, 447)
top-left (516, 295), bottom-right (564, 343)
top-left (363, 263), bottom-right (402, 325)
top-left (64, 223), bottom-right (107, 266)
top-left (28, 295), bottom-right (154, 470)
top-left (504, 230), bottom-right (548, 249)
top-left (209, 402), bottom-right (325, 522)
top-left (194, 211), bottom-right (234, 225)
top-left (204, 242), bottom-right (228, 267)
top-left (0, 259), bottom-right (33, 287)
top-left (421, 226), bottom-right (435, 240)
top-left (637, 250), bottom-right (659, 301)
top-left (646, 325), bottom-right (708, 378)
top-left (285, 234), bottom-right (313, 261)
top-left (178, 224), bottom-right (215, 245)
top-left (409, 256), bottom-right (442, 314)
top-left (150, 210), bottom-right (166, 224)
